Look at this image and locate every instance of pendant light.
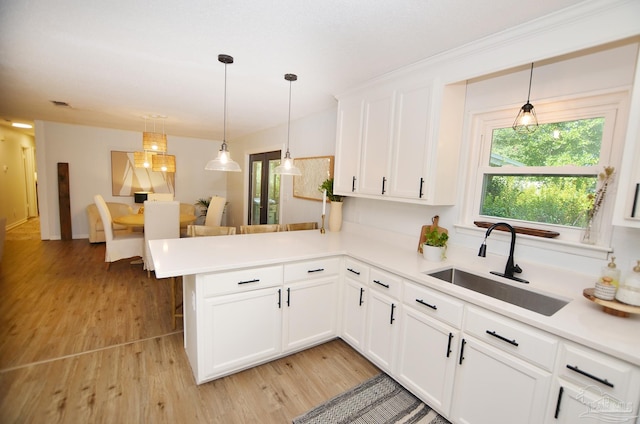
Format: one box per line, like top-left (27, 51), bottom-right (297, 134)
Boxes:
top-left (274, 73), bottom-right (302, 176)
top-left (205, 54), bottom-right (241, 172)
top-left (512, 63), bottom-right (538, 133)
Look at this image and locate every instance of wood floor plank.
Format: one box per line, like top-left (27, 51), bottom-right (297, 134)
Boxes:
top-left (0, 234), bottom-right (379, 423)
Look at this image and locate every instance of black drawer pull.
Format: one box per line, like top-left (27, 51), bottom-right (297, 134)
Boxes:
top-left (347, 268), bottom-right (361, 276)
top-left (286, 287), bottom-right (291, 307)
top-left (566, 364), bottom-right (614, 388)
top-left (390, 303), bottom-right (396, 324)
top-left (277, 289), bottom-right (281, 308)
top-left (459, 338), bottom-right (466, 365)
top-left (307, 268), bottom-right (325, 273)
top-left (416, 298), bottom-right (437, 310)
top-left (554, 386), bottom-right (564, 419)
top-left (446, 332), bottom-right (453, 358)
top-left (419, 177), bottom-right (424, 198)
top-left (381, 177), bottom-right (387, 195)
top-left (359, 287), bottom-right (364, 306)
top-left (238, 278), bottom-right (260, 285)
top-left (373, 280), bottom-right (389, 288)
top-left (352, 176), bottom-right (356, 192)
top-left (486, 330), bottom-right (518, 346)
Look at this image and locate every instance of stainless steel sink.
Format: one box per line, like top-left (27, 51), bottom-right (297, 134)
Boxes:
top-left (426, 268), bottom-right (569, 316)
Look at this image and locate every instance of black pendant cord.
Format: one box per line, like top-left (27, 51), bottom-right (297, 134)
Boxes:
top-left (526, 63), bottom-right (534, 103)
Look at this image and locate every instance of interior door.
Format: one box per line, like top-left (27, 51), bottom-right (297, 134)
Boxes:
top-left (248, 151), bottom-right (281, 225)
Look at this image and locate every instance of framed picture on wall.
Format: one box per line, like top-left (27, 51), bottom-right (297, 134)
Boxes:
top-left (111, 151), bottom-right (175, 196)
top-left (292, 156), bottom-right (334, 201)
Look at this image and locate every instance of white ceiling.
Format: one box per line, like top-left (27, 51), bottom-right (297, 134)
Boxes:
top-left (0, 0), bottom-right (588, 140)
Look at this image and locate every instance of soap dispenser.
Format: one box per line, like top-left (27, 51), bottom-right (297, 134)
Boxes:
top-left (600, 256), bottom-right (621, 287)
top-left (615, 260), bottom-right (640, 306)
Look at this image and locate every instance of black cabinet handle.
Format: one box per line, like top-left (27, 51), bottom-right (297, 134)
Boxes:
top-left (419, 177), bottom-right (424, 198)
top-left (373, 279), bottom-right (389, 288)
top-left (347, 268), bottom-right (361, 276)
top-left (554, 386), bottom-right (564, 419)
top-left (486, 330), bottom-right (518, 347)
top-left (277, 289), bottom-right (281, 308)
top-left (446, 332), bottom-right (453, 358)
top-left (238, 278), bottom-right (260, 285)
top-left (632, 183), bottom-right (639, 218)
top-left (307, 268), bottom-right (325, 273)
top-left (416, 298), bottom-right (437, 310)
top-left (286, 287), bottom-right (291, 307)
top-left (352, 176), bottom-right (356, 192)
top-left (459, 338), bottom-right (466, 365)
top-left (566, 364), bottom-right (614, 388)
top-left (381, 177), bottom-right (387, 195)
top-left (390, 303), bottom-right (396, 324)
top-left (359, 287), bottom-right (364, 306)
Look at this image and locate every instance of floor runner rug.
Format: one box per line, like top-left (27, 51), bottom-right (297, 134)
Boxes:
top-left (293, 373), bottom-right (450, 424)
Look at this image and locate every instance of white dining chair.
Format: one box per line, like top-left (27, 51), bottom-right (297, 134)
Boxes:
top-left (204, 196), bottom-right (226, 227)
top-left (143, 200), bottom-right (180, 277)
top-left (93, 194), bottom-right (144, 270)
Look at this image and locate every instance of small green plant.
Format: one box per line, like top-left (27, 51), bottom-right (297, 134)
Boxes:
top-left (195, 197), bottom-right (211, 217)
top-left (424, 228), bottom-right (448, 247)
top-left (319, 178), bottom-right (344, 202)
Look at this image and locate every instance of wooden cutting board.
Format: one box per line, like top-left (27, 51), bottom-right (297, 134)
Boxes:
top-left (417, 215), bottom-right (448, 253)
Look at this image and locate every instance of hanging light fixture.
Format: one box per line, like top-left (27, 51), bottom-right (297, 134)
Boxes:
top-left (142, 116), bottom-right (168, 152)
top-left (512, 63), bottom-right (538, 133)
top-left (152, 154), bottom-right (176, 173)
top-left (274, 73), bottom-right (302, 176)
top-left (205, 54), bottom-right (241, 172)
top-left (134, 151), bottom-right (156, 168)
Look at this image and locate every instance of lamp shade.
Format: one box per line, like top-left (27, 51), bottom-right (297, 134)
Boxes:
top-left (274, 151), bottom-right (301, 176)
top-left (512, 102), bottom-right (538, 133)
top-left (142, 132), bottom-right (167, 152)
top-left (134, 151), bottom-right (156, 168)
top-left (152, 154), bottom-right (176, 172)
top-left (204, 144), bottom-right (241, 172)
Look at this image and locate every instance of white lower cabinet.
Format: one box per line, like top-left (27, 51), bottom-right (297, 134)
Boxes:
top-left (341, 259), bottom-right (370, 352)
top-left (282, 277), bottom-right (338, 352)
top-left (397, 305), bottom-right (459, 416)
top-left (199, 287), bottom-right (282, 381)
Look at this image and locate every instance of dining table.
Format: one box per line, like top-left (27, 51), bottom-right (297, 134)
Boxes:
top-left (113, 213), bottom-right (197, 227)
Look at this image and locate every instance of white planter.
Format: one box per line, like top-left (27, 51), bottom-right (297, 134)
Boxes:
top-left (329, 202), bottom-right (343, 232)
top-left (423, 244), bottom-right (445, 262)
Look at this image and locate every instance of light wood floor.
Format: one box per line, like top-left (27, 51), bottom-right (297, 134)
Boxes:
top-left (0, 236), bottom-right (379, 423)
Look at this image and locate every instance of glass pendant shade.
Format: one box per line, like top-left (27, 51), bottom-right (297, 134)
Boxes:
top-left (206, 54), bottom-right (242, 172)
top-left (274, 73), bottom-right (302, 176)
top-left (274, 150), bottom-right (301, 176)
top-left (152, 154), bottom-right (176, 173)
top-left (205, 142), bottom-right (241, 172)
top-left (512, 63), bottom-right (538, 133)
top-left (134, 151), bottom-right (156, 168)
top-left (512, 102), bottom-right (538, 133)
top-left (142, 132), bottom-right (167, 152)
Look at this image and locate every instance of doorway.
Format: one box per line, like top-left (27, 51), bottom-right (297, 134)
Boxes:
top-left (248, 151), bottom-right (281, 225)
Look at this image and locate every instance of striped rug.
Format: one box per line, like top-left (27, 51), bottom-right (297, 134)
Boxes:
top-left (293, 373), bottom-right (450, 424)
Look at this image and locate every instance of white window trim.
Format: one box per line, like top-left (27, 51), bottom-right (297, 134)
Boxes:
top-left (460, 89), bottom-right (629, 257)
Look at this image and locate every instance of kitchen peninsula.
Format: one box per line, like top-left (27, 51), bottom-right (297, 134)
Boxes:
top-left (149, 227), bottom-right (640, 423)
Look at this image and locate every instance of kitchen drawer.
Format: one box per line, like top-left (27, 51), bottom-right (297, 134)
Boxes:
top-left (403, 281), bottom-right (464, 328)
top-left (369, 267), bottom-right (402, 299)
top-left (558, 341), bottom-right (639, 400)
top-left (284, 257), bottom-right (341, 282)
top-left (200, 265), bottom-right (283, 297)
top-left (464, 306), bottom-right (558, 371)
top-left (344, 257), bottom-right (370, 284)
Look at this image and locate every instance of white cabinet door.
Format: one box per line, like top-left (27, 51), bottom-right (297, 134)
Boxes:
top-left (341, 277), bottom-right (367, 352)
top-left (397, 305), bottom-right (459, 417)
top-left (365, 289), bottom-right (399, 373)
top-left (388, 83), bottom-right (431, 200)
top-left (358, 85), bottom-right (395, 196)
top-left (548, 380), bottom-right (611, 424)
top-left (334, 96), bottom-right (363, 195)
top-left (282, 277), bottom-right (338, 352)
top-left (199, 287), bottom-right (282, 382)
top-left (451, 336), bottom-right (552, 424)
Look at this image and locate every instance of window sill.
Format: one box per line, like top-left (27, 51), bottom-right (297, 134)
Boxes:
top-left (455, 223), bottom-right (613, 260)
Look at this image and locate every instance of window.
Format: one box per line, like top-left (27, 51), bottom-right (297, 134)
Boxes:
top-left (467, 92), bottom-right (625, 242)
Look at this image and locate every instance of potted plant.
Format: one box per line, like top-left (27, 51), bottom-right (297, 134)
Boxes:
top-left (422, 228), bottom-right (448, 261)
top-left (319, 178), bottom-right (344, 231)
top-left (195, 197), bottom-right (211, 217)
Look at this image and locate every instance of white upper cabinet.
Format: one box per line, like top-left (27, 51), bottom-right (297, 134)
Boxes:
top-left (334, 71), bottom-right (465, 205)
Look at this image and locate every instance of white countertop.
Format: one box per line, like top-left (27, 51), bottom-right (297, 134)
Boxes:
top-left (149, 228), bottom-right (640, 366)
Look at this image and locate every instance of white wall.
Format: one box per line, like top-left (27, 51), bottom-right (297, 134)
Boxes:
top-left (228, 107), bottom-right (337, 228)
top-left (35, 122), bottom-right (227, 239)
top-left (0, 126), bottom-right (35, 228)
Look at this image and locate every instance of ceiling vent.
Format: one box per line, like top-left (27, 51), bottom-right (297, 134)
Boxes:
top-left (50, 100), bottom-right (71, 107)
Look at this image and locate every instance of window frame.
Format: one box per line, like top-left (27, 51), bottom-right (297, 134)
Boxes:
top-left (463, 91), bottom-right (627, 246)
